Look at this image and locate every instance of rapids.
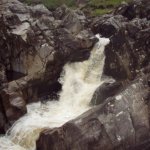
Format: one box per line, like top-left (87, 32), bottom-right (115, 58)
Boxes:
top-left (0, 35), bottom-right (110, 150)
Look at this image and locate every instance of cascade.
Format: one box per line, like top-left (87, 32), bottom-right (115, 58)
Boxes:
top-left (0, 35), bottom-right (110, 150)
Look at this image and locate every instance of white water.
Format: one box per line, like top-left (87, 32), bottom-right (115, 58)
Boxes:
top-left (0, 35), bottom-right (109, 150)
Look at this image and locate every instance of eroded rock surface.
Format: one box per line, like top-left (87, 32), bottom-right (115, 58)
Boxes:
top-left (36, 0), bottom-right (150, 149)
top-left (0, 1), bottom-right (150, 150)
top-left (91, 80), bottom-right (123, 105)
top-left (91, 0), bottom-right (150, 80)
top-left (0, 0), bottom-right (96, 133)
top-left (114, 0), bottom-right (150, 20)
top-left (37, 72), bottom-right (150, 150)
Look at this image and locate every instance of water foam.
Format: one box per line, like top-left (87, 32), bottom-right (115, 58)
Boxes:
top-left (0, 35), bottom-right (110, 150)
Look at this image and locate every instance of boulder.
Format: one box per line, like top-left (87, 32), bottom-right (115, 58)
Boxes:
top-left (37, 73), bottom-right (150, 150)
top-left (0, 99), bottom-right (6, 134)
top-left (114, 0), bottom-right (150, 20)
top-left (0, 0), bottom-right (96, 132)
top-left (91, 14), bottom-right (127, 38)
top-left (91, 80), bottom-right (123, 105)
top-left (104, 18), bottom-right (150, 80)
top-left (0, 64), bottom-right (7, 88)
top-left (90, 7), bottom-right (150, 81)
top-left (0, 0), bottom-right (96, 100)
top-left (0, 0), bottom-right (95, 78)
top-left (0, 81), bottom-right (27, 126)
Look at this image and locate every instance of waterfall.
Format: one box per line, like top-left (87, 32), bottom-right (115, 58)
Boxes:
top-left (0, 35), bottom-right (110, 150)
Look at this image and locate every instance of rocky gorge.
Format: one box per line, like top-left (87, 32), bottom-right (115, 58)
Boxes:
top-left (0, 0), bottom-right (150, 150)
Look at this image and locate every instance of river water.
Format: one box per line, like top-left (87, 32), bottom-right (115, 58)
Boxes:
top-left (0, 35), bottom-right (110, 150)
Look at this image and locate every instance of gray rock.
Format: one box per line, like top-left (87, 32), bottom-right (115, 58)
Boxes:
top-left (91, 81), bottom-right (123, 105)
top-left (37, 73), bottom-right (150, 150)
top-left (114, 0), bottom-right (150, 20)
top-left (0, 0), bottom-right (96, 133)
top-left (90, 12), bottom-right (150, 80)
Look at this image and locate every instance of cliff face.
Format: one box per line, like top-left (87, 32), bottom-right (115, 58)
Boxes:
top-left (91, 0), bottom-right (150, 81)
top-left (37, 73), bottom-right (150, 150)
top-left (0, 0), bottom-right (150, 149)
top-left (36, 0), bottom-right (150, 149)
top-left (0, 0), bottom-right (96, 132)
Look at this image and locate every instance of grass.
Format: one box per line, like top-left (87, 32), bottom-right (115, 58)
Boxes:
top-left (91, 8), bottom-right (113, 16)
top-left (88, 0), bottom-right (131, 16)
top-left (25, 0), bottom-right (76, 9)
top-left (89, 0), bottom-right (131, 8)
top-left (24, 0), bottom-right (132, 16)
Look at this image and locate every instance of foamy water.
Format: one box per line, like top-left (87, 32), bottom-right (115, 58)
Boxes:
top-left (0, 35), bottom-right (110, 150)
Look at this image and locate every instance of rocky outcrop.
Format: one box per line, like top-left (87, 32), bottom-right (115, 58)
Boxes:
top-left (0, 81), bottom-right (27, 125)
top-left (36, 0), bottom-right (150, 149)
top-left (0, 0), bottom-right (95, 76)
top-left (36, 72), bottom-right (150, 150)
top-left (0, 0), bottom-right (96, 133)
top-left (0, 1), bottom-right (149, 150)
top-left (0, 98), bottom-right (6, 134)
top-left (90, 79), bottom-right (123, 105)
top-left (91, 0), bottom-right (150, 81)
top-left (114, 0), bottom-right (150, 20)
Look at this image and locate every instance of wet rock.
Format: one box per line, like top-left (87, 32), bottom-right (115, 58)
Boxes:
top-left (0, 0), bottom-right (96, 105)
top-left (0, 81), bottom-right (27, 125)
top-left (0, 0), bottom-right (95, 77)
top-left (53, 5), bottom-right (70, 20)
top-left (61, 9), bottom-right (86, 34)
top-left (91, 80), bottom-right (123, 105)
top-left (0, 99), bottom-right (6, 134)
top-left (91, 14), bottom-right (127, 37)
top-left (114, 0), bottom-right (150, 20)
top-left (0, 64), bottom-right (7, 133)
top-left (104, 18), bottom-right (150, 80)
top-left (0, 64), bottom-right (7, 87)
top-left (0, 0), bottom-right (96, 133)
top-left (37, 73), bottom-right (150, 150)
top-left (90, 6), bottom-right (150, 81)
top-left (31, 4), bottom-right (52, 18)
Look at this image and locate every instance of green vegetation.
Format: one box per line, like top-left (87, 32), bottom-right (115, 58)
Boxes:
top-left (89, 0), bottom-right (130, 8)
top-left (89, 0), bottom-right (131, 16)
top-left (91, 8), bottom-right (113, 16)
top-left (24, 0), bottom-right (132, 16)
top-left (25, 0), bottom-right (76, 9)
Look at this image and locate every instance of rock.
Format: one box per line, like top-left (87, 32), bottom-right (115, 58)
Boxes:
top-left (90, 6), bottom-right (150, 81)
top-left (0, 81), bottom-right (27, 125)
top-left (0, 64), bottom-right (7, 87)
top-left (114, 0), bottom-right (150, 20)
top-left (53, 28), bottom-right (96, 62)
top-left (104, 18), bottom-right (150, 80)
top-left (0, 75), bottom-right (27, 133)
top-left (0, 99), bottom-right (6, 134)
top-left (53, 5), bottom-right (70, 20)
top-left (90, 80), bottom-right (123, 105)
top-left (0, 0), bottom-right (96, 132)
top-left (0, 0), bottom-right (95, 77)
top-left (0, 0), bottom-right (95, 101)
top-left (61, 9), bottom-right (86, 34)
top-left (37, 73), bottom-right (150, 150)
top-left (31, 4), bottom-right (52, 18)
top-left (91, 14), bottom-right (127, 37)
top-left (0, 64), bottom-right (7, 133)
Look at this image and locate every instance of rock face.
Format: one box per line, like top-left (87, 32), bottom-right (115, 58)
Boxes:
top-left (0, 0), bottom-right (95, 76)
top-left (91, 0), bottom-right (150, 81)
top-left (0, 0), bottom-right (150, 150)
top-left (36, 73), bottom-right (150, 150)
top-left (0, 0), bottom-right (96, 133)
top-left (0, 81), bottom-right (27, 127)
top-left (90, 80), bottom-right (123, 105)
top-left (36, 0), bottom-right (150, 149)
top-left (114, 0), bottom-right (150, 20)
